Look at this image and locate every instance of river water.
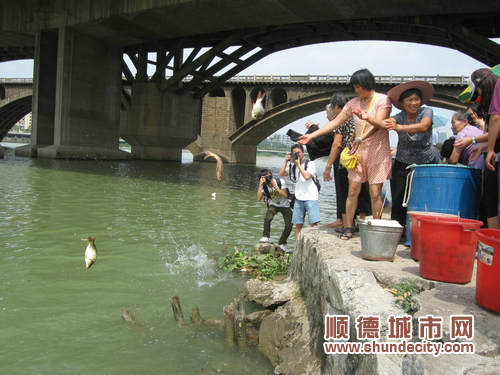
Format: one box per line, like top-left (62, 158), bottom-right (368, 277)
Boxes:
top-left (0, 145), bottom-right (342, 375)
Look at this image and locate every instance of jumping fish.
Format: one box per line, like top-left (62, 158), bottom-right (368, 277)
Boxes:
top-left (84, 236), bottom-right (97, 269)
top-left (204, 151), bottom-right (223, 181)
top-left (251, 91), bottom-right (266, 120)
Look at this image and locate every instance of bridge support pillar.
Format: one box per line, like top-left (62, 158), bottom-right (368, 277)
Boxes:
top-left (15, 30), bottom-right (57, 158)
top-left (192, 96), bottom-right (257, 164)
top-left (34, 27), bottom-right (130, 160)
top-left (120, 82), bottom-right (200, 161)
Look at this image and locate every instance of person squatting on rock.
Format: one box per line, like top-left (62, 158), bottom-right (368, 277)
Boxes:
top-left (279, 144), bottom-right (321, 241)
top-left (257, 169), bottom-right (293, 253)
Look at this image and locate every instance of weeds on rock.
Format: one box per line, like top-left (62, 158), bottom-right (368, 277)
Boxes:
top-left (394, 279), bottom-right (420, 314)
top-left (216, 246), bottom-right (291, 280)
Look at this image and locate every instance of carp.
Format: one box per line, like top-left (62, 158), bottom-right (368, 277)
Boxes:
top-left (204, 151), bottom-right (223, 181)
top-left (84, 236), bottom-right (97, 268)
top-left (251, 91), bottom-right (266, 120)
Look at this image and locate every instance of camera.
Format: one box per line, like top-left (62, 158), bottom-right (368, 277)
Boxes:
top-left (265, 175), bottom-right (273, 184)
top-left (290, 151), bottom-right (298, 160)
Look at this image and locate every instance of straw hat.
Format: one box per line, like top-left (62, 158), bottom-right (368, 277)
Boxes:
top-left (387, 81), bottom-right (435, 110)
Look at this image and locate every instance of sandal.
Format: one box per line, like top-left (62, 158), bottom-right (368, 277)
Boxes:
top-left (335, 227), bottom-right (346, 234)
top-left (340, 227), bottom-right (355, 240)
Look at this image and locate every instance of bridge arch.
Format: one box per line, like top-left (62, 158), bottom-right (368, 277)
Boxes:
top-left (270, 87), bottom-right (288, 108)
top-left (0, 95), bottom-right (32, 139)
top-left (208, 87), bottom-right (225, 97)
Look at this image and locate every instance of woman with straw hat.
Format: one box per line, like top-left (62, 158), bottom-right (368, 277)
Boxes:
top-left (385, 80), bottom-right (441, 230)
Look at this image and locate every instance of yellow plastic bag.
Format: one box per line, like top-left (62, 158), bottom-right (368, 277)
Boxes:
top-left (340, 147), bottom-right (359, 169)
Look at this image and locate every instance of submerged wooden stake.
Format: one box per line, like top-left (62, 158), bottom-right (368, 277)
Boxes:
top-left (190, 306), bottom-right (204, 325)
top-left (223, 303), bottom-right (235, 344)
top-left (171, 295), bottom-right (186, 326)
top-left (234, 297), bottom-right (247, 348)
top-left (222, 235), bottom-right (227, 255)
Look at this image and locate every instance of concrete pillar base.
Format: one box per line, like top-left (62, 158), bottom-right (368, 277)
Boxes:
top-left (36, 145), bottom-right (132, 160)
top-left (14, 144), bottom-right (50, 158)
top-left (187, 136), bottom-right (203, 156)
top-left (131, 146), bottom-right (182, 161)
top-left (231, 144), bottom-right (257, 164)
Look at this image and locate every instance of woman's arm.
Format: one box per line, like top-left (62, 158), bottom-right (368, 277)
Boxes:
top-left (469, 142), bottom-right (488, 162)
top-left (448, 147), bottom-right (462, 164)
top-left (486, 114), bottom-right (500, 171)
top-left (388, 117), bottom-right (432, 134)
top-left (454, 133), bottom-right (489, 149)
top-left (324, 133), bottom-right (343, 181)
top-left (298, 112), bottom-right (350, 145)
top-left (352, 106), bottom-right (391, 130)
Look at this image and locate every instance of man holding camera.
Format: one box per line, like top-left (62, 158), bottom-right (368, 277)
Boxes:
top-left (279, 144), bottom-right (321, 240)
top-left (257, 169), bottom-right (293, 253)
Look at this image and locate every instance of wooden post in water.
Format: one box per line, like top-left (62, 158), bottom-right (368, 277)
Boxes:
top-left (234, 297), bottom-right (247, 348)
top-left (222, 235), bottom-right (227, 255)
top-left (223, 303), bottom-right (235, 344)
top-left (190, 306), bottom-right (204, 325)
top-left (170, 295), bottom-right (186, 326)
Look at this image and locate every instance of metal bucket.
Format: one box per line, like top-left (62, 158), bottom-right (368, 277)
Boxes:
top-left (359, 220), bottom-right (404, 262)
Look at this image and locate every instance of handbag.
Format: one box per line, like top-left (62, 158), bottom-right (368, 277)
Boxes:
top-left (339, 94), bottom-right (377, 169)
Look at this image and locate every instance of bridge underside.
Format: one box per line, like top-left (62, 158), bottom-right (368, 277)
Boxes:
top-left (1, 1), bottom-right (499, 161)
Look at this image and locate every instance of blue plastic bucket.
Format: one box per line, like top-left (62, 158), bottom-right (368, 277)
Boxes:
top-left (403, 164), bottom-right (482, 244)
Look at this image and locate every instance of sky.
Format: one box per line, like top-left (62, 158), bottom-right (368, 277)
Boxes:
top-left (2, 39), bottom-right (497, 146)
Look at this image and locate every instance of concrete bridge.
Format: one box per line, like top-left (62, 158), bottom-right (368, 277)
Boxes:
top-left (1, 75), bottom-right (468, 162)
top-left (0, 1), bottom-right (499, 163)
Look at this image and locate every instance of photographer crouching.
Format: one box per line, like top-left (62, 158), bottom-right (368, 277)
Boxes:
top-left (279, 144), bottom-right (321, 241)
top-left (257, 169), bottom-right (293, 253)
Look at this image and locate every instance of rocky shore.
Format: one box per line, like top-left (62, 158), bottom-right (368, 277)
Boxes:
top-left (241, 225), bottom-right (500, 375)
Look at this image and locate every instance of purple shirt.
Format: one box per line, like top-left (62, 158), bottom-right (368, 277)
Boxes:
top-left (489, 79), bottom-right (500, 115)
top-left (456, 125), bottom-right (485, 169)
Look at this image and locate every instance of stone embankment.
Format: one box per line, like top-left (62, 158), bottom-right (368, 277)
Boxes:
top-left (242, 226), bottom-right (500, 375)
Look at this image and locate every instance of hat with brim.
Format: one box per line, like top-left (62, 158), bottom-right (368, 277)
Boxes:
top-left (387, 81), bottom-right (435, 110)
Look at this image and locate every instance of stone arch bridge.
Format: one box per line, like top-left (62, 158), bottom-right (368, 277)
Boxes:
top-left (1, 75), bottom-right (467, 163)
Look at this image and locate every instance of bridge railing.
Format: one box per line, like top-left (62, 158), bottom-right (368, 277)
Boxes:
top-left (226, 75), bottom-right (468, 85)
top-left (0, 78), bottom-right (33, 84)
top-left (2, 75), bottom-right (467, 85)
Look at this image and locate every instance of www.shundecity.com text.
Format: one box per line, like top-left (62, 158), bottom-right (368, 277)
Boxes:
top-left (324, 339), bottom-right (474, 356)
top-left (324, 314), bottom-right (475, 357)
